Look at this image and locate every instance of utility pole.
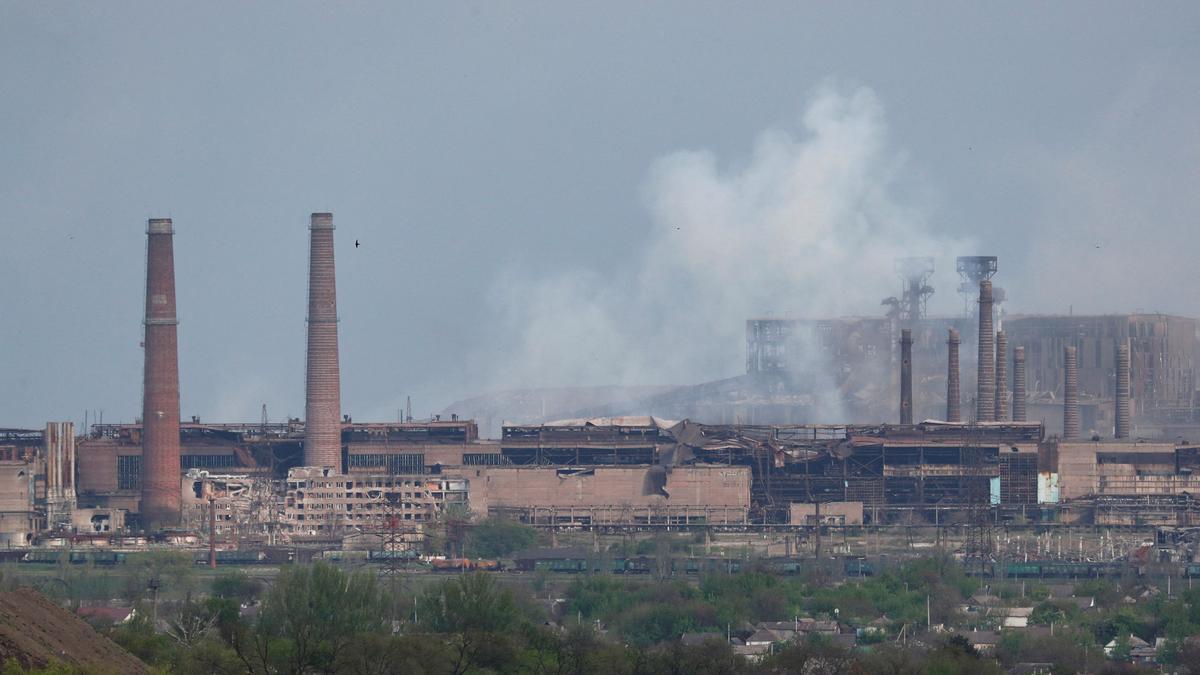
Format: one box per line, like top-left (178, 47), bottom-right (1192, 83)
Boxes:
top-left (208, 496), bottom-right (217, 569)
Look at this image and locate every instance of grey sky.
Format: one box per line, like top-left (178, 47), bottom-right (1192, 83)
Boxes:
top-left (2, 2), bottom-right (1198, 428)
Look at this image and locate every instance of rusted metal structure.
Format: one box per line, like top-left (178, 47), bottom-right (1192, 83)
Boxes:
top-left (899, 329), bottom-right (913, 425)
top-left (1063, 345), bottom-right (1080, 439)
top-left (43, 422), bottom-right (76, 529)
top-left (947, 329), bottom-right (961, 422)
top-left (1116, 341), bottom-right (1131, 439)
top-left (1012, 346), bottom-right (1027, 422)
top-left (995, 330), bottom-right (1008, 421)
top-left (977, 281), bottom-right (996, 422)
top-left (304, 213), bottom-right (342, 470)
top-left (141, 218), bottom-right (182, 530)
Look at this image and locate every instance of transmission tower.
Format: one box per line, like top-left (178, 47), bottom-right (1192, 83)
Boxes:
top-left (962, 425), bottom-right (995, 576)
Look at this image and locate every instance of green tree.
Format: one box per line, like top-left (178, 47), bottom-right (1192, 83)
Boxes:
top-left (464, 517), bottom-right (539, 559)
top-left (254, 562), bottom-right (388, 674)
top-left (418, 572), bottom-right (520, 675)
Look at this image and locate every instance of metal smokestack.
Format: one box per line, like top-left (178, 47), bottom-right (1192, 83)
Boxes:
top-left (142, 218), bottom-right (182, 530)
top-left (899, 328), bottom-right (913, 425)
top-left (305, 213), bottom-right (342, 470)
top-left (1115, 341), bottom-right (1131, 439)
top-left (1013, 346), bottom-right (1027, 422)
top-left (1063, 345), bottom-right (1080, 439)
top-left (946, 328), bottom-right (961, 422)
top-left (976, 280), bottom-right (995, 422)
top-left (995, 330), bottom-right (1008, 421)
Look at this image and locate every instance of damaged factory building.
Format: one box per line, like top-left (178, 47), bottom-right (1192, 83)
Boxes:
top-left (12, 209), bottom-right (1200, 557)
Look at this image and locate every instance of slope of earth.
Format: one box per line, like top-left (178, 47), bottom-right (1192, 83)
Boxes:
top-left (0, 587), bottom-right (149, 673)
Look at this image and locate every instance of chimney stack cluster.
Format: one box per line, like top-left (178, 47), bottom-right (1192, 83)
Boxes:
top-left (136, 212), bottom-right (346, 532)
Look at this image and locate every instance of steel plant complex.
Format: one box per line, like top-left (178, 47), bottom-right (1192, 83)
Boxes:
top-left (5, 219), bottom-right (1200, 577)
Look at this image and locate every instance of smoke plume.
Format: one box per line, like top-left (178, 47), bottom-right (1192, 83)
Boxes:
top-left (476, 83), bottom-right (972, 408)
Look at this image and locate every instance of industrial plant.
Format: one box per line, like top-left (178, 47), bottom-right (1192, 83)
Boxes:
top-left (3, 215), bottom-right (1199, 569)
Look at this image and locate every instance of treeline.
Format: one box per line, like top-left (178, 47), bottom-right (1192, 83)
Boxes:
top-left (97, 564), bottom-right (1015, 675)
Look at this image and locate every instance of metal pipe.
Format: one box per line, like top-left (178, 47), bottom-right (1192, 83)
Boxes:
top-left (947, 329), bottom-right (961, 423)
top-left (900, 329), bottom-right (913, 425)
top-left (305, 213), bottom-right (343, 470)
top-left (142, 218), bottom-right (182, 530)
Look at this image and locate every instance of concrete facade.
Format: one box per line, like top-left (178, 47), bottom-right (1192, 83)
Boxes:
top-left (282, 467), bottom-right (468, 536)
top-left (476, 465), bottom-right (751, 525)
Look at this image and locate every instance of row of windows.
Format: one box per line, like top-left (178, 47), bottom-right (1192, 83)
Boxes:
top-left (288, 478), bottom-right (434, 491)
top-left (116, 455), bottom-right (239, 490)
top-left (347, 453), bottom-right (424, 473)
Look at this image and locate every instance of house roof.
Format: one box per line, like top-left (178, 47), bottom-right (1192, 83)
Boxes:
top-left (681, 632), bottom-right (724, 647)
top-left (747, 629), bottom-right (784, 644)
top-left (75, 606), bottom-right (134, 623)
top-left (966, 631), bottom-right (1000, 646)
top-left (968, 593), bottom-right (1001, 606)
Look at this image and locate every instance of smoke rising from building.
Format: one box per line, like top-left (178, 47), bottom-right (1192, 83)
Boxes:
top-left (476, 85), bottom-right (973, 418)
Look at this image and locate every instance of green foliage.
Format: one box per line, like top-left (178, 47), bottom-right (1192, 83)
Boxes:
top-left (1030, 599), bottom-right (1077, 626)
top-left (331, 633), bottom-right (454, 675)
top-left (464, 517), bottom-right (539, 559)
top-left (210, 570), bottom-right (261, 602)
top-left (0, 659), bottom-right (107, 675)
top-left (418, 572), bottom-right (517, 634)
top-left (419, 573), bottom-right (521, 674)
top-left (256, 562), bottom-right (389, 673)
top-left (109, 606), bottom-right (175, 665)
top-left (1074, 579), bottom-right (1122, 608)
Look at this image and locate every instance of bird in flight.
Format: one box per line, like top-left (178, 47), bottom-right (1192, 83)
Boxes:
top-left (355, 239), bottom-right (360, 248)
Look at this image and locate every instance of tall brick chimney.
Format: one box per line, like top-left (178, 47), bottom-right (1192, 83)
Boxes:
top-left (946, 328), bottom-right (961, 423)
top-left (976, 281), bottom-right (995, 422)
top-left (305, 213), bottom-right (342, 470)
top-left (899, 328), bottom-right (913, 425)
top-left (1012, 346), bottom-right (1027, 422)
top-left (1115, 341), bottom-right (1131, 439)
top-left (995, 330), bottom-right (1008, 421)
top-left (142, 218), bottom-right (182, 530)
top-left (1063, 345), bottom-right (1080, 439)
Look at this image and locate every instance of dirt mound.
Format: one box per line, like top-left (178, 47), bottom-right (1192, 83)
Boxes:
top-left (0, 587), bottom-right (148, 673)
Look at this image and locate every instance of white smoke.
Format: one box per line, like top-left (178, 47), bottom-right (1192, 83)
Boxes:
top-left (476, 82), bottom-right (972, 403)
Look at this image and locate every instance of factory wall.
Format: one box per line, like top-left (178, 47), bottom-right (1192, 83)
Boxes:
top-left (476, 465), bottom-right (750, 524)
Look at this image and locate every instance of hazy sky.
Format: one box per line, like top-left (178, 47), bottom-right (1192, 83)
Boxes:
top-left (2, 2), bottom-right (1198, 427)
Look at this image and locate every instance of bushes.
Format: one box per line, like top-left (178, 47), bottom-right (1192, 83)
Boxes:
top-left (464, 517), bottom-right (539, 559)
